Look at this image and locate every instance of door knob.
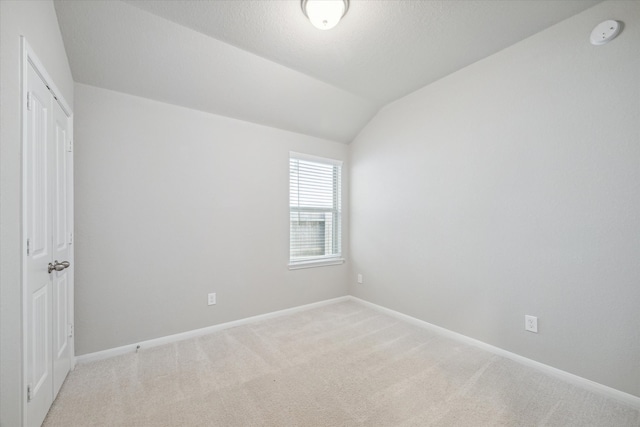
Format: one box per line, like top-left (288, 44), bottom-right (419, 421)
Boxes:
top-left (48, 260), bottom-right (71, 274)
top-left (48, 262), bottom-right (64, 273)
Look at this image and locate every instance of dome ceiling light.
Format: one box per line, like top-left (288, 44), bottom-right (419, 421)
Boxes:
top-left (301, 0), bottom-right (349, 31)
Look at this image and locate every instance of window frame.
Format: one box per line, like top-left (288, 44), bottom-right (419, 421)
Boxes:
top-left (288, 152), bottom-right (344, 270)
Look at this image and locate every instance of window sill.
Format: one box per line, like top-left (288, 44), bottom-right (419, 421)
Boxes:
top-left (288, 258), bottom-right (345, 270)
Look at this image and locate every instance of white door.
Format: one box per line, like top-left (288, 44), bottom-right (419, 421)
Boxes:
top-left (51, 98), bottom-right (72, 397)
top-left (25, 60), bottom-right (73, 427)
top-left (25, 62), bottom-right (54, 427)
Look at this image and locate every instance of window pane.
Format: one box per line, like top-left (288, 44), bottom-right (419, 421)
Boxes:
top-left (289, 155), bottom-right (341, 263)
top-left (290, 160), bottom-right (337, 209)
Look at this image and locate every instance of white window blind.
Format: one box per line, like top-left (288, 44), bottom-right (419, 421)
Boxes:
top-left (289, 153), bottom-right (342, 268)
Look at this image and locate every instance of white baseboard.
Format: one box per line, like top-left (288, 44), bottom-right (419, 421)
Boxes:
top-left (75, 295), bottom-right (350, 364)
top-left (347, 296), bottom-right (640, 410)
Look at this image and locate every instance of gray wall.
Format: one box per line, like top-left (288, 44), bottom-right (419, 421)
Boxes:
top-left (0, 1), bottom-right (74, 425)
top-left (349, 1), bottom-right (640, 397)
top-left (73, 84), bottom-right (349, 355)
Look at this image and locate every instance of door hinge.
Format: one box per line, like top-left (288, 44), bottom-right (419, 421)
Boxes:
top-left (68, 324), bottom-right (74, 338)
top-left (67, 139), bottom-right (73, 153)
top-left (26, 92), bottom-right (31, 111)
top-left (26, 238), bottom-right (30, 256)
top-left (68, 232), bottom-right (73, 245)
top-left (27, 384), bottom-right (32, 402)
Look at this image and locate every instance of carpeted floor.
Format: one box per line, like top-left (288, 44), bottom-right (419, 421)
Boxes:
top-left (43, 300), bottom-right (639, 426)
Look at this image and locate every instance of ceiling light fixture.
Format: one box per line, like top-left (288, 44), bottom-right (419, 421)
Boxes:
top-left (301, 0), bottom-right (349, 31)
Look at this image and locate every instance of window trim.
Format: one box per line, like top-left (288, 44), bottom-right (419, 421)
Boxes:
top-left (288, 152), bottom-right (343, 270)
top-left (288, 257), bottom-right (345, 270)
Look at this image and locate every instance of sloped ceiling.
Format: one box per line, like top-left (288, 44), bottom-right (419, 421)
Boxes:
top-left (54, 0), bottom-right (600, 143)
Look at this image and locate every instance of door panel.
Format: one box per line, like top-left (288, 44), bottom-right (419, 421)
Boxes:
top-left (26, 63), bottom-right (54, 427)
top-left (53, 106), bottom-right (68, 253)
top-left (28, 80), bottom-right (50, 262)
top-left (30, 285), bottom-right (49, 393)
top-left (53, 274), bottom-right (68, 360)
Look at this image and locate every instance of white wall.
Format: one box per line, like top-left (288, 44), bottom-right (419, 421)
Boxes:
top-left (73, 83), bottom-right (349, 355)
top-left (350, 0), bottom-right (640, 397)
top-left (0, 1), bottom-right (74, 425)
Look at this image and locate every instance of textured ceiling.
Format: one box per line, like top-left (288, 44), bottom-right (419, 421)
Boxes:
top-left (124, 0), bottom-right (601, 104)
top-left (55, 0), bottom-right (601, 143)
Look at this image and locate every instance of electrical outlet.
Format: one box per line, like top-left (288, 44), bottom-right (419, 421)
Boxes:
top-left (208, 293), bottom-right (216, 306)
top-left (525, 315), bottom-right (538, 333)
top-left (357, 273), bottom-right (363, 284)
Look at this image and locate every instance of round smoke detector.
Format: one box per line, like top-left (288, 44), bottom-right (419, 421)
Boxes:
top-left (590, 20), bottom-right (621, 45)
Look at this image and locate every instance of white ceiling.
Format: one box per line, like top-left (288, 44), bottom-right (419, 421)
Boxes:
top-left (54, 0), bottom-right (600, 143)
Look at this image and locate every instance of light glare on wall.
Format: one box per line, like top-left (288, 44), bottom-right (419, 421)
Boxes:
top-left (301, 0), bottom-right (349, 30)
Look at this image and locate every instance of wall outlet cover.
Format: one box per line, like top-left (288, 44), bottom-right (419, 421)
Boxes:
top-left (208, 293), bottom-right (216, 306)
top-left (525, 315), bottom-right (538, 333)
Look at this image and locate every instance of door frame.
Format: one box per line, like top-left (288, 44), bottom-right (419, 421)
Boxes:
top-left (20, 37), bottom-right (74, 426)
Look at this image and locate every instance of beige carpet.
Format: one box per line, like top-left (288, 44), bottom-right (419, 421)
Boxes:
top-left (44, 300), bottom-right (639, 426)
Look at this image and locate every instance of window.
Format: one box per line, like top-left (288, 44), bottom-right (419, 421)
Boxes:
top-left (289, 152), bottom-right (343, 269)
